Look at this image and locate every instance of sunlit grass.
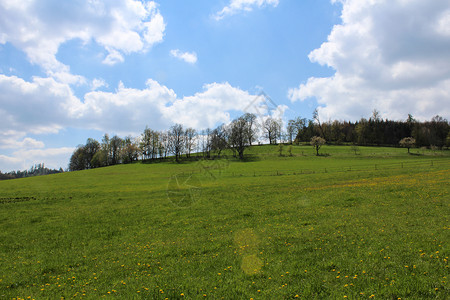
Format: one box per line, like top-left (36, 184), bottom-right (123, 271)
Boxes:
top-left (0, 145), bottom-right (449, 299)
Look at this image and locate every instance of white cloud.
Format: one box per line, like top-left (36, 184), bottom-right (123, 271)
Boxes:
top-left (91, 78), bottom-right (109, 91)
top-left (166, 82), bottom-right (255, 128)
top-left (102, 48), bottom-right (125, 66)
top-left (214, 0), bottom-right (279, 20)
top-left (0, 74), bottom-right (82, 134)
top-left (0, 74), bottom-right (288, 171)
top-left (0, 0), bottom-right (165, 81)
top-left (0, 73), bottom-right (284, 134)
top-left (0, 130), bottom-right (73, 172)
top-left (0, 137), bottom-right (44, 150)
top-left (289, 0), bottom-right (450, 121)
top-left (0, 147), bottom-right (75, 172)
top-left (170, 49), bottom-right (198, 64)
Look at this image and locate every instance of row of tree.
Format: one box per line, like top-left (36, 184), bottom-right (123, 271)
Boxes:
top-left (69, 111), bottom-right (449, 171)
top-left (69, 113), bottom-right (260, 171)
top-left (0, 164), bottom-right (64, 180)
top-left (289, 111), bottom-right (449, 148)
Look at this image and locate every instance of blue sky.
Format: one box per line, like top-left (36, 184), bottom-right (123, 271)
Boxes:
top-left (1, 0), bottom-right (449, 172)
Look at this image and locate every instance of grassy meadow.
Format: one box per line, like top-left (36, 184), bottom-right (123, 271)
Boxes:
top-left (0, 145), bottom-right (449, 299)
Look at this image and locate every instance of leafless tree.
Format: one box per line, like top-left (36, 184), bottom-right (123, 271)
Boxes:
top-left (169, 124), bottom-right (185, 162)
top-left (210, 124), bottom-right (228, 157)
top-left (228, 116), bottom-right (252, 159)
top-left (242, 113), bottom-right (258, 146)
top-left (184, 128), bottom-right (197, 158)
top-left (313, 108), bottom-right (326, 140)
top-left (263, 117), bottom-right (282, 144)
top-left (159, 130), bottom-right (169, 159)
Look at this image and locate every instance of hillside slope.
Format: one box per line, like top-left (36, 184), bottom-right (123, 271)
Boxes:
top-left (1, 145), bottom-right (449, 299)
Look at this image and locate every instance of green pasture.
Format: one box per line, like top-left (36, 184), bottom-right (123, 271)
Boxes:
top-left (0, 145), bottom-right (449, 299)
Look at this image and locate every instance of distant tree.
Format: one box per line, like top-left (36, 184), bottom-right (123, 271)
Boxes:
top-left (140, 127), bottom-right (153, 160)
top-left (122, 136), bottom-right (139, 163)
top-left (0, 171), bottom-right (15, 180)
top-left (311, 136), bottom-right (326, 156)
top-left (69, 146), bottom-right (88, 171)
top-left (313, 108), bottom-right (326, 140)
top-left (287, 145), bottom-right (293, 156)
top-left (430, 115), bottom-right (449, 148)
top-left (202, 128), bottom-right (212, 158)
top-left (184, 128), bottom-right (197, 158)
top-left (291, 117), bottom-right (308, 143)
top-left (228, 116), bottom-right (252, 159)
top-left (242, 113), bottom-right (258, 146)
top-left (355, 119), bottom-right (368, 145)
top-left (287, 120), bottom-right (297, 144)
top-left (2, 164), bottom-right (63, 179)
top-left (91, 150), bottom-right (108, 168)
top-left (446, 131), bottom-right (450, 149)
top-left (210, 124), bottom-right (228, 157)
top-left (407, 114), bottom-right (416, 124)
top-left (169, 124), bottom-right (185, 162)
top-left (263, 117), bottom-right (281, 144)
top-left (370, 109), bottom-right (381, 122)
top-left (350, 144), bottom-right (360, 155)
top-left (109, 135), bottom-right (123, 165)
top-left (84, 138), bottom-right (100, 169)
top-left (399, 137), bottom-right (416, 153)
top-left (278, 143), bottom-right (284, 156)
top-left (159, 130), bottom-right (170, 159)
top-left (101, 134), bottom-right (111, 165)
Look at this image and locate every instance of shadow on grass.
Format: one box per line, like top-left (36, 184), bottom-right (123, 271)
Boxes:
top-left (240, 154), bottom-right (261, 162)
top-left (408, 152), bottom-right (423, 156)
top-left (316, 153), bottom-right (331, 157)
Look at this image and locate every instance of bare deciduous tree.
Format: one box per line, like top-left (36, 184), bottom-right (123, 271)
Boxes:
top-left (242, 113), bottom-right (258, 146)
top-left (228, 116), bottom-right (252, 159)
top-left (169, 124), bottom-right (185, 162)
top-left (264, 117), bottom-right (281, 144)
top-left (184, 128), bottom-right (197, 158)
top-left (210, 124), bottom-right (228, 157)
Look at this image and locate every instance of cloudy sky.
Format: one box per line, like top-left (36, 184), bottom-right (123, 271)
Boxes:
top-left (1, 0), bottom-right (449, 172)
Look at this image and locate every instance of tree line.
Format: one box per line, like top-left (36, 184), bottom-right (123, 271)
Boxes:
top-left (69, 111), bottom-right (450, 171)
top-left (290, 111), bottom-right (449, 148)
top-left (0, 163), bottom-right (64, 180)
top-left (69, 113), bottom-right (262, 171)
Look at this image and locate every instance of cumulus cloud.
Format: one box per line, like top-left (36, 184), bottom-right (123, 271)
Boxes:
top-left (214, 0), bottom-right (279, 20)
top-left (289, 0), bottom-right (450, 121)
top-left (0, 0), bottom-right (165, 82)
top-left (0, 147), bottom-right (75, 172)
top-left (0, 74), bottom-right (81, 134)
top-left (0, 137), bottom-right (44, 150)
top-left (0, 75), bottom-right (288, 171)
top-left (170, 49), bottom-right (198, 64)
top-left (91, 78), bottom-right (109, 91)
top-left (0, 74), bottom-right (283, 135)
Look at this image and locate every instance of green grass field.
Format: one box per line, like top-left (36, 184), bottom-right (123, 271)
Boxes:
top-left (1, 145), bottom-right (449, 299)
